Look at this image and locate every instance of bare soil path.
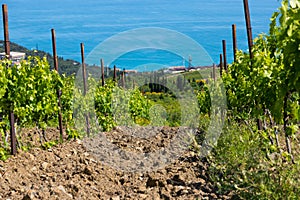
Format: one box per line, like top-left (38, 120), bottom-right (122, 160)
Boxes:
top-left (0, 127), bottom-right (230, 200)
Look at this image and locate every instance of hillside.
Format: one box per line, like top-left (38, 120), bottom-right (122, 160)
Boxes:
top-left (0, 40), bottom-right (80, 76)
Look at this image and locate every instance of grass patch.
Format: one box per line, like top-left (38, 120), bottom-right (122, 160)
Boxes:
top-left (207, 119), bottom-right (300, 199)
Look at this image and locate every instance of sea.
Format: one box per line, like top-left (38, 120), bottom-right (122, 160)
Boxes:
top-left (1, 0), bottom-right (281, 71)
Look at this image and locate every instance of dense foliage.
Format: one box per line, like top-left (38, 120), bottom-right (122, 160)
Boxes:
top-left (208, 1), bottom-right (300, 198)
top-left (209, 121), bottom-right (300, 199)
top-left (222, 0), bottom-right (300, 154)
top-left (94, 79), bottom-right (151, 131)
top-left (0, 57), bottom-right (62, 129)
top-left (0, 57), bottom-right (152, 153)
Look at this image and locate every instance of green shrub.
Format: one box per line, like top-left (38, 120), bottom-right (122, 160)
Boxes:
top-left (207, 120), bottom-right (300, 199)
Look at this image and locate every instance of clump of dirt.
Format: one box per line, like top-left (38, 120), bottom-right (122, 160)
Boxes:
top-left (84, 126), bottom-right (199, 172)
top-left (0, 126), bottom-right (230, 200)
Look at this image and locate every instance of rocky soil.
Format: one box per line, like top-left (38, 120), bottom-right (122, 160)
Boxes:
top-left (0, 126), bottom-right (230, 200)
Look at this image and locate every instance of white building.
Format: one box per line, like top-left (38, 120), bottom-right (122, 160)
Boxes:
top-left (168, 66), bottom-right (186, 74)
top-left (0, 51), bottom-right (25, 63)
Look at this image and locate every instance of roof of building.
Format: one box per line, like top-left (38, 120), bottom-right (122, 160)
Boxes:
top-left (168, 66), bottom-right (186, 71)
top-left (0, 51), bottom-right (25, 59)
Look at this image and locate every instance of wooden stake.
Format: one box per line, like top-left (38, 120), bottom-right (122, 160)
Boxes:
top-left (80, 43), bottom-right (90, 136)
top-left (2, 4), bottom-right (10, 58)
top-left (51, 29), bottom-right (63, 142)
top-left (232, 24), bottom-right (237, 62)
top-left (213, 63), bottom-right (216, 82)
top-left (113, 65), bottom-right (117, 82)
top-left (2, 4), bottom-right (16, 155)
top-left (222, 40), bottom-right (227, 72)
top-left (122, 68), bottom-right (125, 88)
top-left (243, 0), bottom-right (253, 60)
top-left (243, 0), bottom-right (263, 130)
top-left (51, 29), bottom-right (59, 71)
top-left (101, 59), bottom-right (105, 86)
top-left (284, 93), bottom-right (295, 163)
top-left (81, 43), bottom-right (88, 95)
top-left (219, 54), bottom-right (223, 77)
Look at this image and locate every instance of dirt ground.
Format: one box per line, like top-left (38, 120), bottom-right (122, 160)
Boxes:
top-left (0, 126), bottom-right (230, 200)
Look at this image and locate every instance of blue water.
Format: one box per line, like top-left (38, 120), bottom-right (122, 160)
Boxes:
top-left (1, 0), bottom-right (281, 70)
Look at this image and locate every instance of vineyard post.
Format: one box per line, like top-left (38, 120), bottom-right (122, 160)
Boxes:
top-left (243, 0), bottom-right (263, 130)
top-left (222, 40), bottom-right (227, 72)
top-left (232, 24), bottom-right (237, 62)
top-left (154, 73), bottom-right (157, 92)
top-left (101, 59), bottom-right (105, 86)
top-left (156, 75), bottom-right (158, 92)
top-left (157, 76), bottom-right (160, 92)
top-left (80, 43), bottom-right (90, 136)
top-left (2, 4), bottom-right (10, 58)
top-left (122, 68), bottom-right (125, 88)
top-left (51, 29), bottom-right (64, 142)
top-left (213, 63), bottom-right (216, 82)
top-left (219, 54), bottom-right (223, 77)
top-left (154, 73), bottom-right (156, 92)
top-left (113, 65), bottom-right (117, 82)
top-left (150, 76), bottom-right (153, 92)
top-left (283, 93), bottom-right (294, 163)
top-left (2, 4), bottom-right (16, 155)
top-left (243, 0), bottom-right (253, 61)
